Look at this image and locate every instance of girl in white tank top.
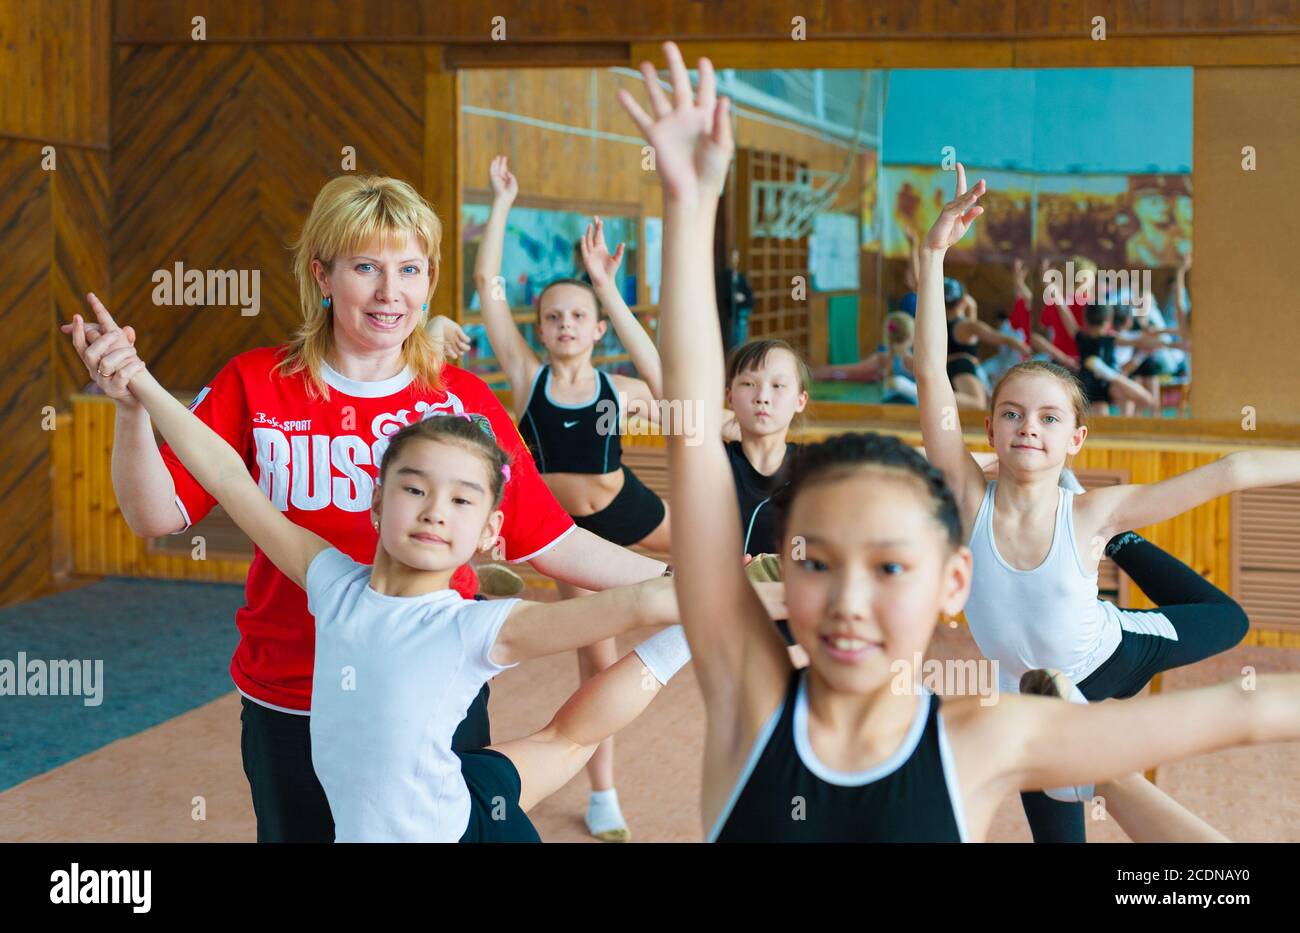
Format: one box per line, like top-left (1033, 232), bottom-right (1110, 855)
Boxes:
top-left (914, 165), bottom-right (1297, 840)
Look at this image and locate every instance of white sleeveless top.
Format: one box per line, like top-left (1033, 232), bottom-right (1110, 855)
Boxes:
top-left (964, 481), bottom-right (1123, 693)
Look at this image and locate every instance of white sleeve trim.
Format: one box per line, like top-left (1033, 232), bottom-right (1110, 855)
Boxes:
top-left (507, 522), bottom-right (577, 565)
top-left (936, 711), bottom-right (972, 843)
top-left (168, 495), bottom-right (194, 535)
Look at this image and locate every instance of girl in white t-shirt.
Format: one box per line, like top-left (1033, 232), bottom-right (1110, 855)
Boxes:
top-left (104, 354), bottom-right (784, 842)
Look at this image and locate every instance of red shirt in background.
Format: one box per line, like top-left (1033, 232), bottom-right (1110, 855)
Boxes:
top-left (1039, 295), bottom-right (1086, 359)
top-left (159, 346), bottom-right (574, 713)
top-left (1009, 296), bottom-right (1033, 340)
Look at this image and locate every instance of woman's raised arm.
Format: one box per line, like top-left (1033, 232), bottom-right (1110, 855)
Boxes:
top-left (64, 295), bottom-right (185, 537)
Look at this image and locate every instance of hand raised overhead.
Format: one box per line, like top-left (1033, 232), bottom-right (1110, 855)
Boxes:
top-left (616, 41), bottom-right (734, 204)
top-left (579, 216), bottom-right (625, 289)
top-left (924, 163), bottom-right (986, 253)
top-left (488, 154), bottom-right (518, 204)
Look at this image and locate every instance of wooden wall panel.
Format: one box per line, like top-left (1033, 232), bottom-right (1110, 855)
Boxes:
top-left (461, 69), bottom-right (647, 208)
top-left (0, 140), bottom-right (53, 605)
top-left (51, 148), bottom-right (111, 408)
top-left (1192, 67), bottom-right (1300, 427)
top-left (114, 1), bottom-right (1300, 43)
top-left (69, 396), bottom-right (250, 583)
top-left (110, 44), bottom-right (426, 391)
top-left (0, 0), bottom-right (110, 147)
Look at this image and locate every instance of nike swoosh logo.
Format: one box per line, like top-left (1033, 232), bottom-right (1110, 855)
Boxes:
top-left (563, 420), bottom-right (579, 428)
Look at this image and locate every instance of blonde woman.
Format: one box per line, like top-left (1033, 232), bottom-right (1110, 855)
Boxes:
top-left (62, 173), bottom-right (669, 843)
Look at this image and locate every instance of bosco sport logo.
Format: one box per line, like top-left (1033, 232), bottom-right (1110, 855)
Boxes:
top-left (253, 393), bottom-right (500, 514)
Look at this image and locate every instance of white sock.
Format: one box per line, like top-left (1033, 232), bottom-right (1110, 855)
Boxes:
top-left (634, 625), bottom-right (692, 686)
top-left (586, 788), bottom-right (626, 835)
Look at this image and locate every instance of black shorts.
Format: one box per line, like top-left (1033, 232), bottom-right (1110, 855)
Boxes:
top-left (571, 465), bottom-right (666, 546)
top-left (1131, 356), bottom-right (1164, 378)
top-left (946, 355), bottom-right (981, 382)
top-left (457, 748), bottom-right (542, 843)
top-left (1079, 371), bottom-right (1111, 404)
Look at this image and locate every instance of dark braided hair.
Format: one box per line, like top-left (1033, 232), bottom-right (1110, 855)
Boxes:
top-left (379, 413), bottom-right (512, 508)
top-left (772, 432), bottom-right (963, 551)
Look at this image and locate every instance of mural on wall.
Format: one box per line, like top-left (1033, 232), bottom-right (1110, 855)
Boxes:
top-left (879, 166), bottom-right (1191, 268)
top-left (460, 203), bottom-right (641, 382)
top-left (1036, 174), bottom-right (1192, 267)
top-left (881, 167), bottom-right (1028, 262)
top-left (461, 203), bottom-right (638, 310)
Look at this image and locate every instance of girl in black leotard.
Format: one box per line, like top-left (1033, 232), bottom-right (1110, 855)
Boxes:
top-left (721, 339), bottom-right (806, 657)
top-left (943, 278), bottom-right (1031, 410)
top-left (474, 155), bottom-right (671, 842)
top-left (622, 45), bottom-right (1300, 843)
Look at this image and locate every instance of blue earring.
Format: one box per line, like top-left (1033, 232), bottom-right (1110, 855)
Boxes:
top-left (422, 303), bottom-right (428, 311)
top-left (322, 297), bottom-right (332, 309)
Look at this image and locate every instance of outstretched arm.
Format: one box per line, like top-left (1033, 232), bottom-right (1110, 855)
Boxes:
top-left (914, 164), bottom-right (989, 516)
top-left (968, 318), bottom-right (1030, 355)
top-left (528, 526), bottom-right (666, 588)
top-left (582, 216), bottom-right (664, 398)
top-left (617, 44), bottom-right (789, 704)
top-left (999, 673), bottom-right (1300, 795)
top-left (124, 366), bottom-right (329, 589)
top-left (473, 156), bottom-right (542, 401)
top-left (492, 576), bottom-right (784, 666)
top-left (1030, 332), bottom-right (1076, 367)
top-left (1082, 450), bottom-right (1300, 541)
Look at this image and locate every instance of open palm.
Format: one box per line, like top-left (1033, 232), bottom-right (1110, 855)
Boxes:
top-left (617, 42), bottom-right (733, 203)
top-left (924, 163), bottom-right (986, 252)
top-left (579, 216), bottom-right (625, 289)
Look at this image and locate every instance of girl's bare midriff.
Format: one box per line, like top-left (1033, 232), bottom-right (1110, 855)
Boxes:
top-left (542, 469), bottom-right (626, 517)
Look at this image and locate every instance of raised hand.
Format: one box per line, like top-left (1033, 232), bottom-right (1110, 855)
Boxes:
top-left (579, 215), bottom-right (626, 290)
top-left (61, 293), bottom-right (147, 404)
top-left (924, 163), bottom-right (986, 253)
top-left (488, 155), bottom-right (518, 205)
top-left (616, 41), bottom-right (734, 203)
top-left (427, 314), bottom-right (472, 360)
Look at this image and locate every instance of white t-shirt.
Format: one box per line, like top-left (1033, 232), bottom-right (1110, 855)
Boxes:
top-left (305, 547), bottom-right (521, 842)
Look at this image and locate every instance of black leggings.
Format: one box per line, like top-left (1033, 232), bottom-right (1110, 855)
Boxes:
top-left (1021, 531), bottom-right (1250, 843)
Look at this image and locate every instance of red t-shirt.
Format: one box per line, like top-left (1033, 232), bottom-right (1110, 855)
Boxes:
top-left (1039, 296), bottom-right (1086, 359)
top-left (1009, 297), bottom-right (1032, 340)
top-left (159, 346), bottom-right (574, 712)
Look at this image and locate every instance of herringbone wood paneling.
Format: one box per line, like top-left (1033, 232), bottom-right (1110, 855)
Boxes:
top-left (111, 44), bottom-right (426, 391)
top-left (52, 147), bottom-right (110, 408)
top-left (0, 140), bottom-right (53, 605)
